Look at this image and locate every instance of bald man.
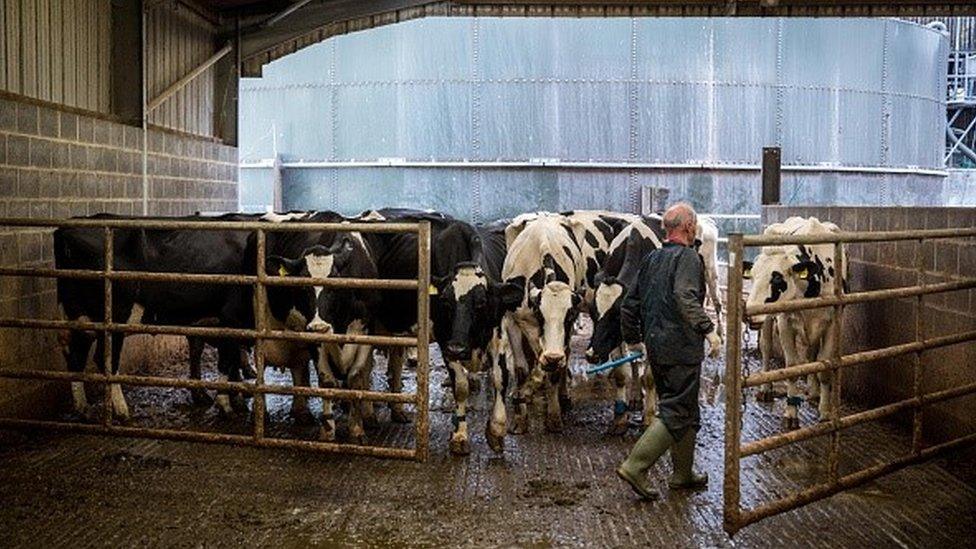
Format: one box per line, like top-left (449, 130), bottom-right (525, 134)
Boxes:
top-left (616, 202), bottom-right (722, 500)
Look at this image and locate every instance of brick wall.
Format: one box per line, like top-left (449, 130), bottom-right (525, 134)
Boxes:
top-left (0, 94), bottom-right (238, 417)
top-left (763, 206), bottom-right (976, 444)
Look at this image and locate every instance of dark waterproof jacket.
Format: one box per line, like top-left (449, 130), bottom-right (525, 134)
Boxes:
top-left (621, 242), bottom-right (714, 365)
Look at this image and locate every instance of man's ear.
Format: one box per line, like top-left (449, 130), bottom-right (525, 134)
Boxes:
top-left (742, 260), bottom-right (754, 280)
top-left (266, 255), bottom-right (302, 277)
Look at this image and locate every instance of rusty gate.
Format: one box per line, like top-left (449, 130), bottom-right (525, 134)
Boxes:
top-left (0, 217), bottom-right (431, 461)
top-left (723, 226), bottom-right (976, 534)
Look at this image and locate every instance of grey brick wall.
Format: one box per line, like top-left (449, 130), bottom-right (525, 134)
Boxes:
top-left (762, 206), bottom-right (976, 444)
top-left (0, 95), bottom-right (238, 417)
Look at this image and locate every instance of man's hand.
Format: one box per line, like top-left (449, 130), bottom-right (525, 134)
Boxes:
top-left (706, 330), bottom-right (723, 359)
top-left (626, 342), bottom-right (646, 358)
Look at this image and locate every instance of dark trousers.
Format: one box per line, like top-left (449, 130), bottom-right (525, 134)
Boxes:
top-left (650, 361), bottom-right (702, 441)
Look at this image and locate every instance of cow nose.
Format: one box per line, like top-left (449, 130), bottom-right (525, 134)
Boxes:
top-left (306, 319), bottom-right (333, 333)
top-left (445, 342), bottom-right (469, 360)
top-left (540, 351), bottom-right (565, 369)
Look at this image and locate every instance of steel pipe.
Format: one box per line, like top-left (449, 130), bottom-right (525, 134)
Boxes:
top-left (0, 217), bottom-right (419, 233)
top-left (0, 368), bottom-right (416, 403)
top-left (736, 432), bottom-right (976, 531)
top-left (742, 227), bottom-right (976, 247)
top-left (744, 277), bottom-right (976, 317)
top-left (740, 381), bottom-right (976, 457)
top-left (743, 329), bottom-right (976, 388)
top-left (0, 418), bottom-right (417, 460)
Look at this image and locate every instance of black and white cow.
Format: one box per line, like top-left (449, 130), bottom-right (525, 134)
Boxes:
top-left (54, 213), bottom-right (254, 421)
top-left (430, 219), bottom-right (522, 454)
top-left (585, 219), bottom-right (663, 433)
top-left (743, 216), bottom-right (846, 430)
top-left (251, 211), bottom-right (347, 424)
top-left (500, 214), bottom-right (586, 438)
top-left (267, 228), bottom-right (380, 443)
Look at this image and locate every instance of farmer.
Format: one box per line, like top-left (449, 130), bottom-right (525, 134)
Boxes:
top-left (615, 202), bottom-right (723, 500)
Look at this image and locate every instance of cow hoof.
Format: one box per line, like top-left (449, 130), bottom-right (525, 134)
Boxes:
top-left (486, 426), bottom-right (505, 453)
top-left (559, 396), bottom-right (573, 413)
top-left (509, 418), bottom-right (528, 435)
top-left (782, 417), bottom-right (800, 431)
top-left (545, 415), bottom-right (563, 433)
top-left (449, 437), bottom-right (471, 456)
top-left (390, 408), bottom-right (411, 424)
top-left (608, 414), bottom-right (629, 436)
top-left (291, 408), bottom-right (315, 426)
top-left (755, 389), bottom-right (776, 403)
top-left (318, 427), bottom-right (336, 442)
top-left (190, 389), bottom-right (213, 407)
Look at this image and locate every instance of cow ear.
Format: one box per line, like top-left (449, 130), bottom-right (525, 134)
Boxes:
top-left (742, 261), bottom-right (754, 280)
top-left (791, 260), bottom-right (817, 279)
top-left (495, 282), bottom-right (524, 311)
top-left (266, 255), bottom-right (302, 277)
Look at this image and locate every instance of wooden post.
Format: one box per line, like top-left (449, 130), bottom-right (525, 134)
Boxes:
top-left (761, 147), bottom-right (781, 206)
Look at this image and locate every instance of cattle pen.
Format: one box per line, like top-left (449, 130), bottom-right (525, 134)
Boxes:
top-left (0, 217), bottom-right (432, 462)
top-left (724, 225), bottom-right (976, 534)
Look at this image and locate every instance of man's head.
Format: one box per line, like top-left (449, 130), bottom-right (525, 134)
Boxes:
top-left (662, 202), bottom-right (697, 246)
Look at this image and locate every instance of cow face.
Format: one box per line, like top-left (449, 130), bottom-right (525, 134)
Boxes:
top-left (267, 238), bottom-right (358, 334)
top-left (433, 263), bottom-right (522, 362)
top-left (585, 278), bottom-right (625, 364)
top-left (528, 281), bottom-right (583, 371)
top-left (744, 248), bottom-right (821, 327)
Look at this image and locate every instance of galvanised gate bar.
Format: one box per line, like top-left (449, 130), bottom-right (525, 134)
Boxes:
top-left (722, 226), bottom-right (976, 534)
top-left (0, 217), bottom-right (432, 462)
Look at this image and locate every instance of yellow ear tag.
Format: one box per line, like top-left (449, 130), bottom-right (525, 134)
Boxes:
top-left (796, 268), bottom-right (809, 279)
top-left (278, 265), bottom-right (288, 277)
top-left (428, 284), bottom-right (438, 296)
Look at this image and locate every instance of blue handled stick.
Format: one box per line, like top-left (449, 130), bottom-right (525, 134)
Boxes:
top-left (585, 351), bottom-right (644, 376)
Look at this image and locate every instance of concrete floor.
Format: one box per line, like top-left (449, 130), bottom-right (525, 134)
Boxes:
top-left (0, 330), bottom-right (974, 548)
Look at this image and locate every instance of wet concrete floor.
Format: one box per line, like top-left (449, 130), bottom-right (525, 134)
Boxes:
top-left (0, 326), bottom-right (974, 547)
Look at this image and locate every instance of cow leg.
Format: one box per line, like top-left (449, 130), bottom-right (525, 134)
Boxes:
top-left (315, 345), bottom-right (338, 441)
top-left (64, 328), bottom-right (95, 419)
top-left (544, 370), bottom-right (563, 433)
top-left (756, 319), bottom-right (776, 402)
top-left (93, 334), bottom-right (129, 423)
top-left (360, 351), bottom-right (378, 430)
top-left (707, 271), bottom-right (724, 337)
top-left (806, 373), bottom-right (821, 402)
top-left (214, 341), bottom-right (242, 417)
top-left (783, 379), bottom-right (802, 430)
top-left (187, 337), bottom-right (213, 407)
top-left (504, 317), bottom-right (533, 435)
top-left (609, 364), bottom-right (631, 435)
top-left (817, 372), bottom-right (832, 421)
top-left (486, 333), bottom-right (509, 453)
top-left (289, 361), bottom-right (313, 425)
top-left (558, 368), bottom-right (572, 412)
top-left (448, 360), bottom-right (471, 455)
top-left (628, 358), bottom-right (643, 411)
top-left (387, 347), bottom-right (410, 424)
top-left (641, 362), bottom-right (656, 429)
top-left (347, 343), bottom-right (374, 443)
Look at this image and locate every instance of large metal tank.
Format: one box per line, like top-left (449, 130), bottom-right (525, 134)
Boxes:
top-left (239, 17), bottom-right (948, 230)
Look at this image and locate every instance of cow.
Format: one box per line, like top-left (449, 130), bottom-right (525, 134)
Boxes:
top-left (585, 219), bottom-right (663, 434)
top-left (249, 211), bottom-right (347, 425)
top-left (356, 208), bottom-right (520, 454)
top-left (499, 214), bottom-right (586, 439)
top-left (267, 229), bottom-right (380, 443)
top-left (743, 216), bottom-right (846, 430)
top-left (54, 213), bottom-right (254, 421)
top-left (429, 218), bottom-right (522, 454)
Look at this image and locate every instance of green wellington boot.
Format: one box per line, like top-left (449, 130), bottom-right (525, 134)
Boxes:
top-left (668, 429), bottom-right (708, 490)
top-left (616, 418), bottom-right (674, 501)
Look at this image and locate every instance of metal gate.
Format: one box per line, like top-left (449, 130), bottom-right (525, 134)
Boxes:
top-left (0, 217), bottom-right (431, 461)
top-left (723, 226), bottom-right (976, 534)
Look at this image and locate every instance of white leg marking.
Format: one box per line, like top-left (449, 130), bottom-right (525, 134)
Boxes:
top-left (215, 375), bottom-right (233, 415)
top-left (71, 381), bottom-right (88, 415)
top-left (110, 384), bottom-right (130, 420)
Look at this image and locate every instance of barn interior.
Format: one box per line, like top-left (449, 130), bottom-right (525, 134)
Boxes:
top-left (1, 1), bottom-right (975, 546)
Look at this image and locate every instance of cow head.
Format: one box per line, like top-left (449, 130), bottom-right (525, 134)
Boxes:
top-left (432, 262), bottom-right (522, 362)
top-left (528, 280), bottom-right (583, 371)
top-left (266, 236), bottom-right (362, 334)
top-left (585, 276), bottom-right (626, 364)
top-left (743, 245), bottom-right (823, 327)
